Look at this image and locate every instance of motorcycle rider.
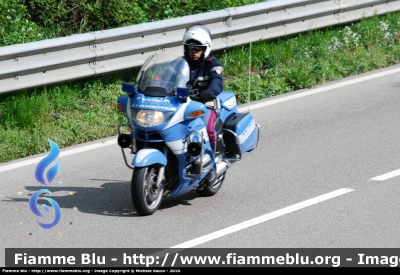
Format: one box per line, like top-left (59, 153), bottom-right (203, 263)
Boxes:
top-left (183, 24), bottom-right (223, 100)
top-left (183, 24), bottom-right (223, 183)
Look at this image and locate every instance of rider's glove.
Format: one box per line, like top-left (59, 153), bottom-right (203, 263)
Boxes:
top-left (200, 90), bottom-right (215, 103)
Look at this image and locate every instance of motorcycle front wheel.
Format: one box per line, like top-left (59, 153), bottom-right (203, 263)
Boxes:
top-left (131, 165), bottom-right (164, 216)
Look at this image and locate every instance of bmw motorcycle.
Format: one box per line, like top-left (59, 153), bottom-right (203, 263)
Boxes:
top-left (116, 54), bottom-right (260, 216)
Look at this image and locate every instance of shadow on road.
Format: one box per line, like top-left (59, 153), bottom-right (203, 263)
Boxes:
top-left (3, 179), bottom-right (199, 217)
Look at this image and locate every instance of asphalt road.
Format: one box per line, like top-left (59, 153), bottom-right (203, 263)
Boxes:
top-left (1, 64), bottom-right (400, 268)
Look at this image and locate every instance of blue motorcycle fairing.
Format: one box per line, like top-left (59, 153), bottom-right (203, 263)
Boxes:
top-left (129, 93), bottom-right (183, 131)
top-left (118, 92), bottom-right (218, 197)
top-left (132, 93), bottom-right (180, 111)
top-left (183, 99), bottom-right (208, 119)
top-left (168, 159), bottom-right (213, 197)
top-left (217, 91), bottom-right (240, 122)
top-left (117, 95), bottom-right (128, 114)
top-left (117, 93), bottom-right (180, 115)
top-left (132, 148), bottom-right (167, 167)
top-left (161, 98), bottom-right (207, 131)
top-left (218, 91), bottom-right (238, 111)
top-left (163, 117), bottom-right (209, 155)
top-left (162, 117), bottom-right (215, 197)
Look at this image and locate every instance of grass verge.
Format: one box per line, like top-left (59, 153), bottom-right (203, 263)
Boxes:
top-left (1, 12), bottom-right (399, 163)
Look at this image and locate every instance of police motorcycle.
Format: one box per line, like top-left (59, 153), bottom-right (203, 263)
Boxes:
top-left (116, 53), bottom-right (260, 216)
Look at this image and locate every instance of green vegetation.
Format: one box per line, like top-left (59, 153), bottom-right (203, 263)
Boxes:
top-left (216, 13), bottom-right (400, 103)
top-left (0, 1), bottom-right (399, 163)
top-left (0, 0), bottom-right (262, 46)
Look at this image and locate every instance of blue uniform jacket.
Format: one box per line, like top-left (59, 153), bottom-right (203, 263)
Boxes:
top-left (186, 56), bottom-right (224, 96)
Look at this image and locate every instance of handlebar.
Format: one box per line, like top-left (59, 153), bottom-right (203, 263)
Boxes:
top-left (188, 90), bottom-right (216, 103)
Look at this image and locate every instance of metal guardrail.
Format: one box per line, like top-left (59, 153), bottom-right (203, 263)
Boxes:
top-left (0, 0), bottom-right (399, 95)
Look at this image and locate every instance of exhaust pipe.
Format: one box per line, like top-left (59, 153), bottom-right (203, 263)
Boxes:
top-left (216, 160), bottom-right (228, 177)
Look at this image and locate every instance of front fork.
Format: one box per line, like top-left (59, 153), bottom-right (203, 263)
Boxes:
top-left (155, 146), bottom-right (168, 188)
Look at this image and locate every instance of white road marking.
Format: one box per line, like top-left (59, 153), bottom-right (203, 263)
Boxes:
top-left (370, 169), bottom-right (400, 181)
top-left (170, 188), bottom-right (354, 248)
top-left (2, 66), bottom-right (400, 173)
top-left (0, 139), bottom-right (117, 173)
top-left (238, 66), bottom-right (400, 112)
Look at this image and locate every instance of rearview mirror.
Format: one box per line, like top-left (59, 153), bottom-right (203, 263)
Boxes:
top-left (176, 87), bottom-right (189, 97)
top-left (122, 83), bottom-right (136, 94)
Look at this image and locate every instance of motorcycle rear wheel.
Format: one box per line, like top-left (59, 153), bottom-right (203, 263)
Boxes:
top-left (197, 171), bottom-right (226, 197)
top-left (131, 165), bottom-right (164, 216)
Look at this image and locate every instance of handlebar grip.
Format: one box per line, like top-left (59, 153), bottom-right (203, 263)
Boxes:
top-left (189, 91), bottom-right (217, 102)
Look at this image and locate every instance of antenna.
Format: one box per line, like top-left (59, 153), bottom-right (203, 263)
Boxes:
top-left (155, 39), bottom-right (159, 55)
top-left (247, 30), bottom-right (252, 113)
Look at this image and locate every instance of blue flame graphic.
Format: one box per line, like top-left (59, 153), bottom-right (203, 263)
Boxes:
top-left (35, 139), bottom-right (60, 186)
top-left (29, 189), bottom-right (61, 229)
top-left (30, 139), bottom-right (62, 229)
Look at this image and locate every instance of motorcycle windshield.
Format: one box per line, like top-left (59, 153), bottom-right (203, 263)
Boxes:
top-left (136, 54), bottom-right (190, 97)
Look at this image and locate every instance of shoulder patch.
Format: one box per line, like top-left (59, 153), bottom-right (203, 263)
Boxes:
top-left (211, 66), bottom-right (223, 74)
top-left (206, 57), bottom-right (213, 62)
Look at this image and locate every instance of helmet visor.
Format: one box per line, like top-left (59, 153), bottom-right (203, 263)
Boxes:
top-left (187, 45), bottom-right (206, 51)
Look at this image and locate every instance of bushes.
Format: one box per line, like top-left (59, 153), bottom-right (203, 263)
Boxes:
top-left (0, 0), bottom-right (43, 45)
top-left (22, 0), bottom-right (147, 36)
top-left (0, 0), bottom-right (263, 46)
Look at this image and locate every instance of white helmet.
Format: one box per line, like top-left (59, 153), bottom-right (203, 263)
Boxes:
top-left (183, 24), bottom-right (213, 58)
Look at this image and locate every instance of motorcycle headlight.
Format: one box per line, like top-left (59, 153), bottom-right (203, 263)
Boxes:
top-left (132, 110), bottom-right (173, 127)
